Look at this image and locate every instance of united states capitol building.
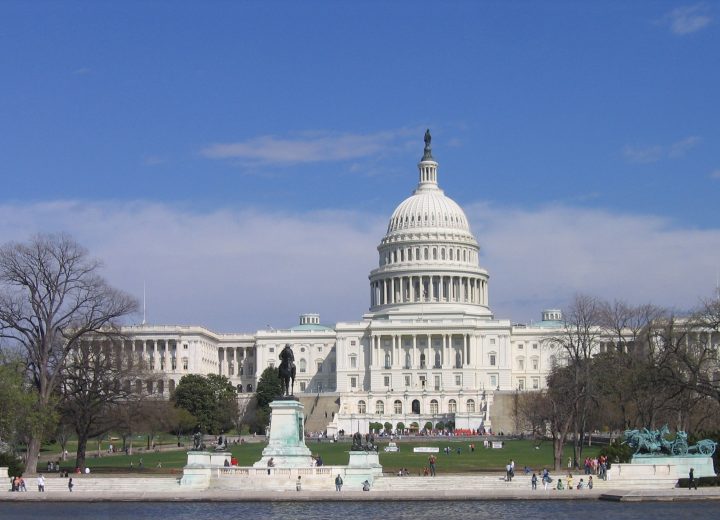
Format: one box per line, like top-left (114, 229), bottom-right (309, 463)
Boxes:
top-left (122, 133), bottom-right (571, 434)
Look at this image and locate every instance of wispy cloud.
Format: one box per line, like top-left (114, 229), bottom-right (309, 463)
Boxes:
top-left (142, 155), bottom-right (168, 166)
top-left (659, 3), bottom-right (713, 35)
top-left (200, 129), bottom-right (420, 164)
top-left (1, 199), bottom-right (718, 331)
top-left (709, 169), bottom-right (720, 179)
top-left (623, 135), bottom-right (701, 163)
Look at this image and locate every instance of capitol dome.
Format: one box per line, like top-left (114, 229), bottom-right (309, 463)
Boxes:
top-left (367, 131), bottom-right (491, 320)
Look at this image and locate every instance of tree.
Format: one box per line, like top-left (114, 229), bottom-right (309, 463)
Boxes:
top-left (168, 406), bottom-right (197, 446)
top-left (0, 234), bottom-right (138, 473)
top-left (172, 374), bottom-right (238, 435)
top-left (0, 357), bottom-right (48, 454)
top-left (546, 294), bottom-right (603, 466)
top-left (254, 366), bottom-right (282, 432)
top-left (59, 338), bottom-right (152, 470)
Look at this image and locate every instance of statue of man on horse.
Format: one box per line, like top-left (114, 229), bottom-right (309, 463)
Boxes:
top-left (278, 343), bottom-right (296, 397)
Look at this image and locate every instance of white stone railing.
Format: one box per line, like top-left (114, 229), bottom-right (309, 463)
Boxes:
top-left (217, 466), bottom-right (335, 478)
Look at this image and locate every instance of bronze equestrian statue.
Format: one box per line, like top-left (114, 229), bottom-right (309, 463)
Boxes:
top-left (278, 343), bottom-right (296, 397)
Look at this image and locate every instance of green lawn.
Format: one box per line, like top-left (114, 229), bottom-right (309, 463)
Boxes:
top-left (44, 438), bottom-right (601, 475)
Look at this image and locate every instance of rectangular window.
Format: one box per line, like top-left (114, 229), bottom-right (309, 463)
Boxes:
top-left (171, 359), bottom-right (176, 370)
top-left (455, 374), bottom-right (462, 387)
top-left (350, 356), bottom-right (357, 368)
top-left (350, 377), bottom-right (357, 388)
top-left (269, 347), bottom-right (274, 353)
top-left (490, 374), bottom-right (497, 388)
top-left (182, 358), bottom-right (188, 370)
top-left (404, 375), bottom-right (410, 387)
top-left (350, 340), bottom-right (356, 346)
top-left (532, 378), bottom-right (540, 390)
top-left (317, 362), bottom-right (323, 373)
top-left (518, 343), bottom-right (524, 350)
top-left (490, 338), bottom-right (496, 345)
top-left (384, 376), bottom-right (390, 387)
top-left (419, 375), bottom-right (426, 388)
top-left (183, 344), bottom-right (188, 350)
top-left (533, 343), bottom-right (538, 350)
top-left (532, 358), bottom-right (538, 370)
top-left (489, 354), bottom-right (496, 366)
top-left (434, 375), bottom-right (441, 391)
top-left (518, 359), bottom-right (524, 370)
top-left (518, 378), bottom-right (525, 391)
top-left (300, 382), bottom-right (306, 391)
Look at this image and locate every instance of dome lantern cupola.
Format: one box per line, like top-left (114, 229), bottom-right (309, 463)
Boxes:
top-left (417, 128), bottom-right (438, 189)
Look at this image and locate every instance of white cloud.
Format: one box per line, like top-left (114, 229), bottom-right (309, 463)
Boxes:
top-left (623, 144), bottom-right (664, 164)
top-left (668, 135), bottom-right (701, 157)
top-left (661, 4), bottom-right (713, 35)
top-left (623, 135), bottom-right (701, 163)
top-left (1, 200), bottom-right (718, 331)
top-left (200, 129), bottom-right (421, 164)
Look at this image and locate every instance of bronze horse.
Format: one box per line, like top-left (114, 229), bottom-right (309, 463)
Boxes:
top-left (278, 344), bottom-right (296, 397)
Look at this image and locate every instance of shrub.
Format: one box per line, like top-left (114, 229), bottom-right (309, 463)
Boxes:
top-left (599, 438), bottom-right (632, 464)
top-left (0, 452), bottom-right (23, 476)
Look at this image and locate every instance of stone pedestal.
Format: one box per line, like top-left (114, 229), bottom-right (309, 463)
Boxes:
top-left (343, 450), bottom-right (383, 489)
top-left (180, 451), bottom-right (231, 487)
top-left (253, 399), bottom-right (313, 468)
top-left (632, 455), bottom-right (716, 479)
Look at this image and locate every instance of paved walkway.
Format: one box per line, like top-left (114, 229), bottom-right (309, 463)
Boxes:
top-left (3, 485), bottom-right (720, 502)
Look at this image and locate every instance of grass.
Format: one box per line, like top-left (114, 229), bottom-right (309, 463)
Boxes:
top-left (41, 438), bottom-right (601, 475)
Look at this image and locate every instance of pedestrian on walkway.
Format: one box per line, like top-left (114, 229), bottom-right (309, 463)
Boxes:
top-left (335, 474), bottom-right (343, 491)
top-left (689, 468), bottom-right (698, 490)
top-left (37, 474), bottom-right (45, 492)
top-left (428, 454), bottom-right (437, 476)
top-left (68, 478), bottom-right (74, 492)
top-left (531, 473), bottom-right (537, 490)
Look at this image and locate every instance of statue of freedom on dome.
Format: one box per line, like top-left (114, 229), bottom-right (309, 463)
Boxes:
top-left (422, 129), bottom-right (433, 160)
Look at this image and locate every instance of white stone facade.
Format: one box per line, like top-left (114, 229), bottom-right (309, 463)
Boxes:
top-left (121, 136), bottom-right (569, 433)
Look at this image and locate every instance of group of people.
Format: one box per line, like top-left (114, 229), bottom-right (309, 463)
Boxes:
top-left (576, 455), bottom-right (608, 480)
top-left (530, 468), bottom-right (594, 491)
top-left (8, 473), bottom-right (74, 492)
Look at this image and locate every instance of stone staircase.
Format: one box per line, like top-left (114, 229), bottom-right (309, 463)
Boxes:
top-left (34, 476), bottom-right (186, 493)
top-left (300, 394), bottom-right (340, 434)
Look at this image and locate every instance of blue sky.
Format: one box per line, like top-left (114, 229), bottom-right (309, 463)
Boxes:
top-left (1, 1), bottom-right (719, 331)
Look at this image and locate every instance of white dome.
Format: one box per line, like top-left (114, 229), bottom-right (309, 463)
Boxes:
top-left (387, 187), bottom-right (471, 235)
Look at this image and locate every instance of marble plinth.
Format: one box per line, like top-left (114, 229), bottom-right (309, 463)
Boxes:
top-left (253, 399), bottom-right (313, 468)
top-left (632, 455), bottom-right (716, 478)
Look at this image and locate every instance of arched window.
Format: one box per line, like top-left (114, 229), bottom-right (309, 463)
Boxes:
top-left (455, 351), bottom-right (462, 368)
top-left (169, 379), bottom-right (176, 393)
top-left (434, 351), bottom-right (441, 368)
top-left (237, 384), bottom-right (243, 393)
top-left (433, 248), bottom-right (437, 260)
top-left (449, 249), bottom-right (453, 260)
top-left (412, 399), bottom-right (420, 414)
top-left (376, 400), bottom-right (385, 415)
top-left (246, 384), bottom-right (253, 392)
top-left (298, 358), bottom-right (307, 373)
top-left (394, 400), bottom-right (402, 414)
top-left (448, 399), bottom-right (457, 413)
top-left (420, 353), bottom-right (426, 368)
top-left (384, 353), bottom-right (391, 369)
top-left (147, 382), bottom-right (154, 396)
top-left (430, 399), bottom-right (439, 414)
top-left (441, 248), bottom-right (445, 260)
top-left (405, 352), bottom-right (411, 368)
top-left (424, 248), bottom-right (429, 260)
top-left (358, 400), bottom-right (366, 414)
top-left (466, 399), bottom-right (475, 413)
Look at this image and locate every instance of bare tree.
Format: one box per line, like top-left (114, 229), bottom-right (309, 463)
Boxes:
top-left (59, 337), bottom-right (152, 470)
top-left (0, 234), bottom-right (138, 473)
top-left (546, 294), bottom-right (603, 466)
